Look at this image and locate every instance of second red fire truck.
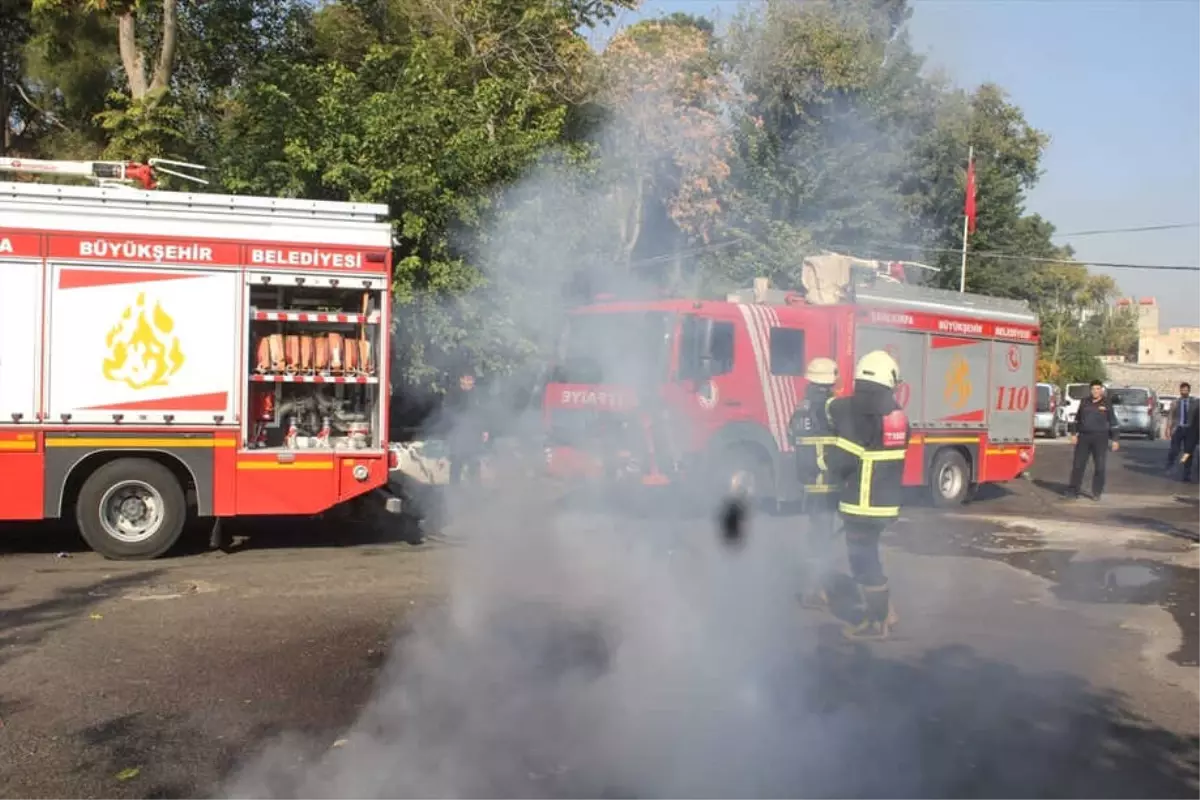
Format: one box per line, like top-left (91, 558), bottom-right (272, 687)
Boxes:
top-left (542, 273), bottom-right (1040, 508)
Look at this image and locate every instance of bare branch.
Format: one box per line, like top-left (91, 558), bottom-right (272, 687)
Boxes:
top-left (13, 83), bottom-right (70, 131)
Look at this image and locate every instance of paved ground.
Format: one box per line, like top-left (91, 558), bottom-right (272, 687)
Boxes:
top-left (0, 438), bottom-right (1196, 798)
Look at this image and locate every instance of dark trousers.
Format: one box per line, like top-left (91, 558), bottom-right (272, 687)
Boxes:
top-left (842, 517), bottom-right (887, 589)
top-left (1167, 427), bottom-right (1195, 480)
top-left (803, 492), bottom-right (840, 583)
top-left (1069, 433), bottom-right (1110, 496)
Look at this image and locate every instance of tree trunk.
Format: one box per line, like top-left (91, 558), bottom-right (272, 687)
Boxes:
top-left (148, 0), bottom-right (178, 95)
top-left (117, 11), bottom-right (148, 99)
top-left (118, 0), bottom-right (178, 101)
top-left (618, 174), bottom-right (645, 270)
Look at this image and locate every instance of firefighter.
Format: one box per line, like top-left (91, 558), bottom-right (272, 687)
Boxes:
top-left (825, 349), bottom-right (909, 641)
top-left (446, 369), bottom-right (489, 486)
top-left (787, 357), bottom-right (841, 611)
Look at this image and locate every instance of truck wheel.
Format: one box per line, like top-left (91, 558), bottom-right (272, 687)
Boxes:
top-left (75, 458), bottom-right (187, 560)
top-left (929, 449), bottom-right (970, 508)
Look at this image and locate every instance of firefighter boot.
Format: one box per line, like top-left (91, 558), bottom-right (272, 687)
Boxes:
top-left (843, 583), bottom-right (892, 641)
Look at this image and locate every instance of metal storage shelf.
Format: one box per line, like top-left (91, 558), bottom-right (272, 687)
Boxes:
top-left (249, 374), bottom-right (379, 385)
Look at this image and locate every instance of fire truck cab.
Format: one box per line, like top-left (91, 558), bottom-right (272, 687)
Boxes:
top-left (0, 164), bottom-right (402, 559)
top-left (542, 275), bottom-right (1040, 509)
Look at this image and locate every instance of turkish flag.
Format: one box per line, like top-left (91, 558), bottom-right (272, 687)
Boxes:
top-left (964, 153), bottom-right (977, 234)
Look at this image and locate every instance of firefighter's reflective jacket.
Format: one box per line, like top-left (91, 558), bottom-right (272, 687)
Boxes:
top-left (826, 384), bottom-right (910, 519)
top-left (788, 385), bottom-right (837, 495)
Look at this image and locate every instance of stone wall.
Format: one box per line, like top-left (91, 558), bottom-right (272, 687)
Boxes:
top-left (1105, 362), bottom-right (1200, 395)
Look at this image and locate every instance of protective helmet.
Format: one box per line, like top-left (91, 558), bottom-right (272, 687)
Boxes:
top-left (804, 357), bottom-right (839, 386)
top-left (854, 350), bottom-right (901, 389)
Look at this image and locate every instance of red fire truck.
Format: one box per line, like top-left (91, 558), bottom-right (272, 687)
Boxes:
top-left (542, 275), bottom-right (1040, 508)
top-left (0, 158), bottom-right (401, 559)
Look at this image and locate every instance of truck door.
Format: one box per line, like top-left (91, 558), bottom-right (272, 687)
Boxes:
top-left (674, 313), bottom-right (740, 441)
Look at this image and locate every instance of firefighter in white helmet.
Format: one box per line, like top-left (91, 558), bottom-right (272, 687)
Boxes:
top-left (787, 356), bottom-right (841, 611)
top-left (824, 349), bottom-right (909, 640)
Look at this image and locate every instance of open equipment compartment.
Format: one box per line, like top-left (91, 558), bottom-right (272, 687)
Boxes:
top-left (243, 274), bottom-right (386, 452)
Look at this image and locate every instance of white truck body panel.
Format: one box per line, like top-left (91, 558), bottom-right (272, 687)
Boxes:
top-left (0, 258), bottom-right (43, 422)
top-left (855, 281), bottom-right (1040, 443)
top-left (46, 266), bottom-right (242, 425)
top-left (4, 182), bottom-right (391, 247)
top-left (0, 181), bottom-right (392, 429)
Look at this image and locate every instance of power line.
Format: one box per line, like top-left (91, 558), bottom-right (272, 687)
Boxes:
top-left (831, 237), bottom-right (1200, 271)
top-left (627, 233), bottom-right (1200, 272)
top-left (1057, 222), bottom-right (1200, 237)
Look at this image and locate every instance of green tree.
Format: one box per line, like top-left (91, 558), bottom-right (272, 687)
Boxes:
top-left (907, 83), bottom-right (1050, 297)
top-left (708, 0), bottom-right (937, 291)
top-left (595, 17), bottom-right (735, 280)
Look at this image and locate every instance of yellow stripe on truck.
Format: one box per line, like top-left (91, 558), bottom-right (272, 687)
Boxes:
top-left (236, 461), bottom-right (333, 471)
top-left (45, 438), bottom-right (235, 448)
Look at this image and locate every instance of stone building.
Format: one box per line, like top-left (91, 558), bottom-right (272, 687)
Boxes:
top-left (1115, 297), bottom-right (1200, 365)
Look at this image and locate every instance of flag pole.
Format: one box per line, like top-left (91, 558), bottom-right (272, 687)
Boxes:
top-left (959, 144), bottom-right (973, 293)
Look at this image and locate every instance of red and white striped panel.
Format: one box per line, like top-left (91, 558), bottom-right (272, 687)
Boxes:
top-left (249, 374), bottom-right (378, 384)
top-left (736, 304), bottom-right (799, 452)
top-left (251, 311), bottom-right (380, 323)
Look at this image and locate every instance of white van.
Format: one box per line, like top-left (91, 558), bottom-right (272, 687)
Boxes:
top-left (1064, 382), bottom-right (1106, 433)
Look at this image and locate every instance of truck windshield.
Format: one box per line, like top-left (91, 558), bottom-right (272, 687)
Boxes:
top-left (555, 311), bottom-right (673, 386)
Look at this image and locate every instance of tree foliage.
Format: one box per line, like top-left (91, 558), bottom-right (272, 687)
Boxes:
top-left (2, 0), bottom-right (1120, 394)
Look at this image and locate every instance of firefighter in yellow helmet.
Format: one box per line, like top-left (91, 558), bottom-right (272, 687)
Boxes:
top-left (825, 349), bottom-right (910, 640)
top-left (787, 357), bottom-right (841, 611)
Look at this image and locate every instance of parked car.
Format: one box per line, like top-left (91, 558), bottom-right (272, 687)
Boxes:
top-left (1108, 386), bottom-right (1161, 439)
top-left (1064, 382), bottom-right (1101, 433)
top-left (1159, 394), bottom-right (1178, 416)
top-left (1034, 382), bottom-right (1067, 438)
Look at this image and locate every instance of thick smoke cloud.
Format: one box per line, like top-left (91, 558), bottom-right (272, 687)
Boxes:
top-left (224, 21), bottom-right (927, 800)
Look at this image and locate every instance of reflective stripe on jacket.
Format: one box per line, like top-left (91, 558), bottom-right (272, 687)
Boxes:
top-left (830, 435), bottom-right (906, 517)
top-left (795, 435), bottom-right (838, 493)
top-left (825, 392), bottom-right (910, 521)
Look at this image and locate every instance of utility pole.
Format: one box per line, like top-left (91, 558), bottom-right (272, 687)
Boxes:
top-left (959, 145), bottom-right (974, 293)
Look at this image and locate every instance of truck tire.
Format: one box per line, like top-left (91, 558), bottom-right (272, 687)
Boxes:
top-left (929, 448), bottom-right (970, 508)
top-left (75, 458), bottom-right (187, 560)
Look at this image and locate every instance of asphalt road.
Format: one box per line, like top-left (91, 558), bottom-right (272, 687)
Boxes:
top-left (0, 438), bottom-right (1196, 798)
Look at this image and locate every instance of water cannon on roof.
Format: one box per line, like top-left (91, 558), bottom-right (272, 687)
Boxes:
top-left (0, 157), bottom-right (208, 190)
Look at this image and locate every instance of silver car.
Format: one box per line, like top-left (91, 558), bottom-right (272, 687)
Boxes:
top-left (1109, 386), bottom-right (1161, 439)
top-left (1034, 382), bottom-right (1067, 438)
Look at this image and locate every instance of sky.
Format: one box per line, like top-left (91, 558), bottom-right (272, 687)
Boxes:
top-left (597, 0), bottom-right (1200, 328)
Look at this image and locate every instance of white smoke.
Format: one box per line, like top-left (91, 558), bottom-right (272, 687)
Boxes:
top-left (224, 13), bottom-right (929, 799)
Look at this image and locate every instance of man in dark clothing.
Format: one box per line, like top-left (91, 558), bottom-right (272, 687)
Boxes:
top-left (1068, 379), bottom-right (1119, 500)
top-left (446, 371), bottom-right (488, 486)
top-left (825, 350), bottom-right (909, 641)
top-left (1166, 382), bottom-right (1198, 483)
top-left (1183, 427), bottom-right (1200, 484)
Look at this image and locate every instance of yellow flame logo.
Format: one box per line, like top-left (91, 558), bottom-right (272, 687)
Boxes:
top-left (102, 292), bottom-right (186, 390)
top-left (943, 355), bottom-right (972, 410)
